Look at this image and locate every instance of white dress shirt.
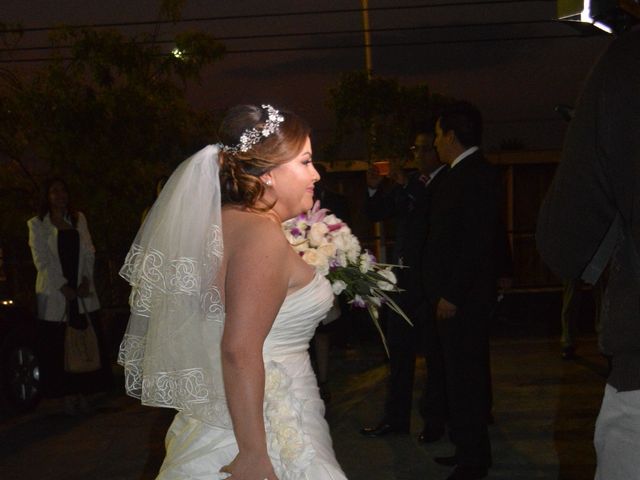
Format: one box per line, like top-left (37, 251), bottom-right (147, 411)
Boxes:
top-left (450, 146), bottom-right (480, 169)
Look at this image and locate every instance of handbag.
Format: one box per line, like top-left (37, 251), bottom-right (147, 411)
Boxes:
top-left (64, 298), bottom-right (101, 373)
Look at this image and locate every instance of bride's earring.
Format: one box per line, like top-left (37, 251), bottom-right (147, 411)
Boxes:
top-left (265, 179), bottom-right (272, 186)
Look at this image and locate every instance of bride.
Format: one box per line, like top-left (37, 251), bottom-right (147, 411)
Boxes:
top-left (118, 104), bottom-right (348, 479)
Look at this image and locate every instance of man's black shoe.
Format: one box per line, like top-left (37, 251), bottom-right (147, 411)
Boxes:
top-left (359, 423), bottom-right (409, 437)
top-left (446, 465), bottom-right (488, 480)
top-left (434, 455), bottom-right (458, 466)
top-left (417, 426), bottom-right (445, 443)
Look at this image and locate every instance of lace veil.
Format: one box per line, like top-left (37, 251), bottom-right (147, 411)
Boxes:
top-left (118, 144), bottom-right (232, 427)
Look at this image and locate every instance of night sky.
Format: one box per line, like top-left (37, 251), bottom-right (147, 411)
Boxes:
top-left (3, 0), bottom-right (612, 152)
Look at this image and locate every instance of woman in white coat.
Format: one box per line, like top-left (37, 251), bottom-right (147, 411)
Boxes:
top-left (27, 178), bottom-right (112, 414)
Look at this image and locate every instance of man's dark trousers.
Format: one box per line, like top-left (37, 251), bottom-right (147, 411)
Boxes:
top-left (436, 301), bottom-right (492, 467)
top-left (383, 266), bottom-right (447, 431)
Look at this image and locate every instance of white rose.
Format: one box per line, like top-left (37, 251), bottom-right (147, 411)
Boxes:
top-left (291, 239), bottom-right (310, 254)
top-left (308, 222), bottom-right (329, 247)
top-left (331, 279), bottom-right (347, 295)
top-left (318, 242), bottom-right (337, 259)
top-left (302, 249), bottom-right (329, 276)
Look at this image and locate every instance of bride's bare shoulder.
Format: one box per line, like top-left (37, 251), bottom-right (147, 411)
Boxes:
top-left (222, 206), bottom-right (287, 251)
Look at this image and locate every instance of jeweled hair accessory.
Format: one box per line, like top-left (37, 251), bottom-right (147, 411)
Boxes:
top-left (220, 104), bottom-right (284, 154)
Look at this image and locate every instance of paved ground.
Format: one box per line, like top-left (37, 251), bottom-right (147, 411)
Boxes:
top-left (330, 334), bottom-right (605, 480)
top-left (0, 324), bottom-right (606, 480)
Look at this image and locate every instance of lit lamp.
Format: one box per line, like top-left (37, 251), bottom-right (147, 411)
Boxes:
top-left (557, 0), bottom-right (640, 34)
top-left (172, 47), bottom-right (185, 59)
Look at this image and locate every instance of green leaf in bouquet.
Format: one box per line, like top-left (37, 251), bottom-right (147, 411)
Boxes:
top-left (372, 288), bottom-right (414, 327)
top-left (367, 304), bottom-right (389, 357)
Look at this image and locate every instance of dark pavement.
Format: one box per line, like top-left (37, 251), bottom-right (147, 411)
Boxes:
top-left (0, 301), bottom-right (606, 480)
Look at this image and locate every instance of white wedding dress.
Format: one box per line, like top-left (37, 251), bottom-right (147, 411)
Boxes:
top-left (156, 273), bottom-right (348, 480)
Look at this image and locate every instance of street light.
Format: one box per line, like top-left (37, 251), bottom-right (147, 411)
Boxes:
top-left (171, 47), bottom-right (185, 59)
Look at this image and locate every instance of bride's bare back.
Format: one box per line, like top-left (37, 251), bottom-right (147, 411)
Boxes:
top-left (217, 206), bottom-right (317, 479)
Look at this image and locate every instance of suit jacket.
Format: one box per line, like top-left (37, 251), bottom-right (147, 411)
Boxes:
top-left (422, 152), bottom-right (501, 309)
top-left (27, 212), bottom-right (100, 321)
top-left (366, 169), bottom-right (446, 270)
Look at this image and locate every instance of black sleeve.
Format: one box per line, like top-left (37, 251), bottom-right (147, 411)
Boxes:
top-left (536, 39), bottom-right (628, 280)
top-left (364, 184), bottom-right (409, 222)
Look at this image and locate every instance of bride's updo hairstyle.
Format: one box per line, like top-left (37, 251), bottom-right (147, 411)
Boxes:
top-left (218, 104), bottom-right (310, 209)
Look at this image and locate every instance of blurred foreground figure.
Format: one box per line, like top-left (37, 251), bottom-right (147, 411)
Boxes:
top-left (537, 24), bottom-right (640, 480)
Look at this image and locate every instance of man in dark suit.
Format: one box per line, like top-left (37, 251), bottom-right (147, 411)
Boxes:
top-left (422, 102), bottom-right (500, 480)
top-left (360, 129), bottom-right (448, 442)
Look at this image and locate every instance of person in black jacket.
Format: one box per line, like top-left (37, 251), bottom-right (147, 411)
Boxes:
top-left (537, 25), bottom-right (640, 480)
top-left (422, 102), bottom-right (500, 480)
top-left (360, 129), bottom-right (447, 442)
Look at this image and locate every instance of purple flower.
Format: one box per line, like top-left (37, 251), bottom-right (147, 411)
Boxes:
top-left (327, 222), bottom-right (345, 232)
top-left (306, 200), bottom-right (330, 223)
top-left (350, 294), bottom-right (366, 308)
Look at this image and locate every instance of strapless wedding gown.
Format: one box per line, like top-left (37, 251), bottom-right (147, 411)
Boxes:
top-left (156, 273), bottom-right (347, 480)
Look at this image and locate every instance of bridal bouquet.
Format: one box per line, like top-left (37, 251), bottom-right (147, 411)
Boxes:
top-left (282, 201), bottom-right (411, 353)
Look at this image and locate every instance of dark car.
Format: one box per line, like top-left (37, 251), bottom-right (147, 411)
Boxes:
top-left (0, 249), bottom-right (41, 413)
